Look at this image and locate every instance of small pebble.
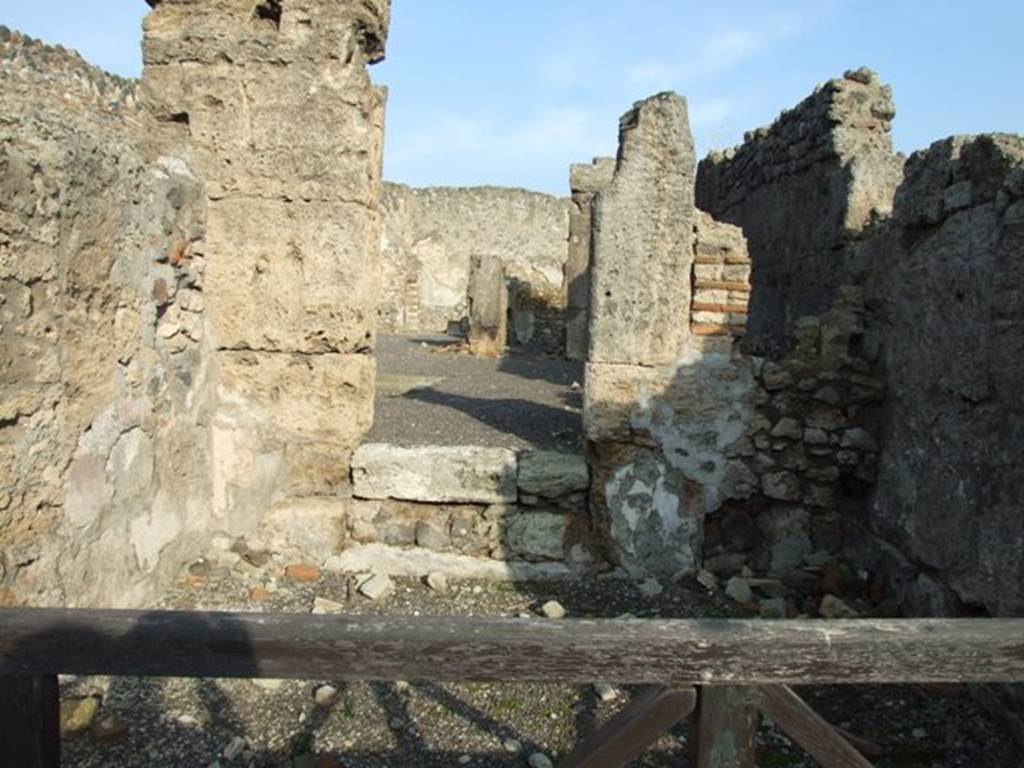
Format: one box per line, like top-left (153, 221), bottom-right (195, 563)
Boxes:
top-left (529, 753), bottom-right (554, 768)
top-left (359, 573), bottom-right (395, 600)
top-left (314, 684), bottom-right (339, 708)
top-left (594, 683), bottom-right (618, 702)
top-left (425, 572), bottom-right (448, 593)
top-left (222, 735), bottom-right (247, 760)
top-left (503, 738), bottom-right (521, 754)
top-left (541, 600), bottom-right (566, 619)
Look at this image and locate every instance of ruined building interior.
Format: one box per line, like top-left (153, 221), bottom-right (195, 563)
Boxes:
top-left (1, 0), bottom-right (1022, 765)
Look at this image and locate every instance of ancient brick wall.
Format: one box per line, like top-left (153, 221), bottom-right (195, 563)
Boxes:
top-left (696, 68), bottom-right (903, 357)
top-left (140, 0), bottom-right (390, 541)
top-left (1, 30), bottom-right (214, 607)
top-left (379, 183), bottom-right (570, 353)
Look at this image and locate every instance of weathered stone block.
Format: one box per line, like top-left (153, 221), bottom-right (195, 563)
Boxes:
top-left (517, 451), bottom-right (589, 499)
top-left (258, 497), bottom-right (346, 562)
top-left (503, 513), bottom-right (570, 561)
top-left (466, 253), bottom-right (507, 357)
top-left (352, 444), bottom-right (517, 504)
top-left (589, 92), bottom-right (696, 366)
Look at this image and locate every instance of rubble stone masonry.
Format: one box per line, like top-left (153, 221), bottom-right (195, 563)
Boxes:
top-left (697, 68), bottom-right (903, 356)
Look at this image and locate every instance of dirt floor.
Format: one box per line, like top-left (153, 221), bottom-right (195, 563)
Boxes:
top-left (61, 563), bottom-right (1024, 768)
top-left (366, 334), bottom-right (584, 452)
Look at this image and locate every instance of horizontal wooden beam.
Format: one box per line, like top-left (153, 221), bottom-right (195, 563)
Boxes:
top-left (1, 609), bottom-right (1024, 685)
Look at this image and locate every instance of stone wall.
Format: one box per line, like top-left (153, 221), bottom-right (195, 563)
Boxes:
top-left (140, 0), bottom-right (389, 542)
top-left (565, 158), bottom-right (614, 360)
top-left (1, 30), bottom-right (213, 607)
top-left (583, 90), bottom-right (886, 604)
top-left (860, 134), bottom-right (1024, 619)
top-left (1, 1), bottom-right (391, 608)
top-left (584, 93), bottom-right (764, 576)
top-left (379, 183), bottom-right (570, 352)
top-left (696, 68), bottom-right (903, 357)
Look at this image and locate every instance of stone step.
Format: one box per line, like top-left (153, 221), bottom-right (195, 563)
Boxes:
top-left (324, 543), bottom-right (590, 581)
top-left (351, 443), bottom-right (589, 505)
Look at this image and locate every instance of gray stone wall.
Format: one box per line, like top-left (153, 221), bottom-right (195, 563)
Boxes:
top-left (696, 68), bottom-right (903, 357)
top-left (862, 134), bottom-right (1024, 618)
top-left (379, 183), bottom-right (570, 352)
top-left (347, 444), bottom-right (594, 574)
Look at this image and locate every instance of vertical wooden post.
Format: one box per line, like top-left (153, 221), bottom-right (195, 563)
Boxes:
top-left (695, 686), bottom-right (757, 768)
top-left (0, 674), bottom-right (61, 767)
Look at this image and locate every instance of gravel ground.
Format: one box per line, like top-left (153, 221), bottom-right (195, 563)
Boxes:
top-left (366, 334), bottom-right (584, 452)
top-left (62, 565), bottom-right (1022, 768)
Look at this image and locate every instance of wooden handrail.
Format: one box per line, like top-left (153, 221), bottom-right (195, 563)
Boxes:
top-left (2, 608), bottom-right (1024, 684)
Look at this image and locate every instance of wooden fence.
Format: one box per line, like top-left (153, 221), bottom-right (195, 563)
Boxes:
top-left (2, 609), bottom-right (1024, 767)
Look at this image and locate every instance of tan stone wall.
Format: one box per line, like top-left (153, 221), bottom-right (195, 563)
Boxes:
top-left (0, 2), bottom-right (391, 607)
top-left (1, 30), bottom-right (214, 607)
top-left (140, 0), bottom-right (390, 539)
top-left (379, 183), bottom-right (570, 352)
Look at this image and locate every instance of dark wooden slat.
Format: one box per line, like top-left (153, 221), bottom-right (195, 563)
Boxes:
top-left (0, 674), bottom-right (60, 768)
top-left (560, 686), bottom-right (696, 768)
top-left (2, 609), bottom-right (1024, 684)
top-left (695, 686), bottom-right (757, 768)
top-left (755, 685), bottom-right (873, 768)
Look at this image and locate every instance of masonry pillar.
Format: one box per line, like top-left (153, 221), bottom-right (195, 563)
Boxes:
top-left (565, 157), bottom-right (615, 361)
top-left (467, 254), bottom-right (508, 358)
top-left (140, 0), bottom-right (390, 535)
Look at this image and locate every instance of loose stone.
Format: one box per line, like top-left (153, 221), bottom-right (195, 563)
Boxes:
top-left (541, 599), bottom-right (566, 619)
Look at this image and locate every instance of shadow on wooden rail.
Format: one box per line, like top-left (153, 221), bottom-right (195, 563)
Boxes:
top-left (2, 609), bottom-right (1024, 767)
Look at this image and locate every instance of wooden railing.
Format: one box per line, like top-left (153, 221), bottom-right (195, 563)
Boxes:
top-left (2, 609), bottom-right (1023, 767)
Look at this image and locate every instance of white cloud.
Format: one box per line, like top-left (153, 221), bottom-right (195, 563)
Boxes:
top-left (626, 13), bottom-right (806, 90)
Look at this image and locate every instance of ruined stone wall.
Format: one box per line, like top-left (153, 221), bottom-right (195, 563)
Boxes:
top-left (565, 158), bottom-right (614, 360)
top-left (859, 135), bottom-right (1024, 619)
top-left (140, 0), bottom-right (390, 543)
top-left (696, 68), bottom-right (903, 356)
top-left (584, 91), bottom-right (886, 604)
top-left (379, 183), bottom-right (570, 352)
top-left (1, 30), bottom-right (213, 607)
top-left (584, 93), bottom-right (763, 576)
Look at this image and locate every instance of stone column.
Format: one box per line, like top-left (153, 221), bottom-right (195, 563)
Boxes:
top-left (582, 92), bottom-right (762, 579)
top-left (141, 0), bottom-right (390, 535)
top-left (588, 93), bottom-right (696, 366)
top-left (467, 254), bottom-right (508, 358)
top-left (565, 157), bottom-right (615, 361)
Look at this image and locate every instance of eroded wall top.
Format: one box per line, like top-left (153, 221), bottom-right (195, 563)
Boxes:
top-left (696, 68), bottom-right (903, 356)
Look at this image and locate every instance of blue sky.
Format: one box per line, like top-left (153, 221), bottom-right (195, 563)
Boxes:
top-left (4, 1), bottom-right (1021, 195)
